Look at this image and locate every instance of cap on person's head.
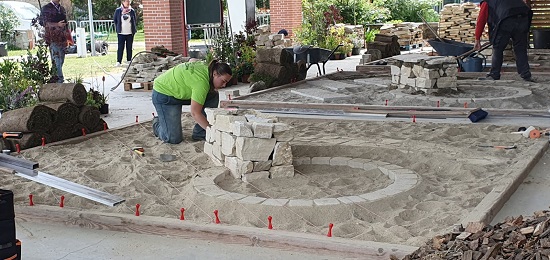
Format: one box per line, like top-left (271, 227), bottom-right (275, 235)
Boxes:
top-left (277, 29), bottom-right (288, 36)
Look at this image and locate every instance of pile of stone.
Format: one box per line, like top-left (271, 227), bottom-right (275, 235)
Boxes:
top-left (124, 54), bottom-right (190, 83)
top-left (397, 210), bottom-right (550, 259)
top-left (255, 25), bottom-right (292, 48)
top-left (250, 48), bottom-right (305, 92)
top-left (389, 54), bottom-right (458, 94)
top-left (418, 23), bottom-right (439, 41)
top-left (203, 109), bottom-right (295, 182)
top-left (379, 23), bottom-right (423, 47)
top-left (438, 2), bottom-right (480, 43)
top-left (366, 34), bottom-right (401, 59)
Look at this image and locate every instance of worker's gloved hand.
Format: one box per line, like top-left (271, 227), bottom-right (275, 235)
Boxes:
top-left (474, 40), bottom-right (481, 51)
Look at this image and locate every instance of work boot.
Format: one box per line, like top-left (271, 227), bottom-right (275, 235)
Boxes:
top-left (478, 75), bottom-right (498, 80)
top-left (523, 77), bottom-right (535, 82)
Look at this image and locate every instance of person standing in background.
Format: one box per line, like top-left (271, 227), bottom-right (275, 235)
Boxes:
top-left (40, 0), bottom-right (69, 83)
top-left (474, 0), bottom-right (534, 82)
top-left (113, 0), bottom-right (137, 66)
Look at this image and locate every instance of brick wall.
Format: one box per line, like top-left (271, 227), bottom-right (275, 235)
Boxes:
top-left (142, 0), bottom-right (187, 55)
top-left (269, 0), bottom-right (302, 36)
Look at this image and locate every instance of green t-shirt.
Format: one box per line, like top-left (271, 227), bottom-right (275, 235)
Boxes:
top-left (153, 62), bottom-right (210, 105)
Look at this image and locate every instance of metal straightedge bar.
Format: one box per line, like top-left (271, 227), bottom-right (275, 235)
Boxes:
top-left (0, 154), bottom-right (125, 207)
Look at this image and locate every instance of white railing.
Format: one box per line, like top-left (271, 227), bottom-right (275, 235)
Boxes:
top-left (77, 20), bottom-right (115, 41)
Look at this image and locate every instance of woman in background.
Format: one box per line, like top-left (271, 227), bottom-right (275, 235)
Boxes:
top-left (113, 0), bottom-right (137, 66)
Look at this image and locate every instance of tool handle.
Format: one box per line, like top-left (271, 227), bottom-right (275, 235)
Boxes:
top-left (2, 132), bottom-right (23, 139)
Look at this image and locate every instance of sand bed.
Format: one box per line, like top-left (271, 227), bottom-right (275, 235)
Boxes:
top-left (0, 114), bottom-right (545, 247)
top-left (243, 73), bottom-right (550, 109)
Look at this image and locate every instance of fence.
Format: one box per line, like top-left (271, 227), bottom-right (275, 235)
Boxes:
top-left (67, 20), bottom-right (115, 41)
top-left (256, 13), bottom-right (270, 27)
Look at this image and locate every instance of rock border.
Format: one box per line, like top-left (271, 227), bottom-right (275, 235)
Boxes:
top-left (192, 157), bottom-right (420, 207)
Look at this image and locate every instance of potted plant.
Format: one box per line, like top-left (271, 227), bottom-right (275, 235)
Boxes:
top-left (85, 76), bottom-right (109, 114)
top-left (235, 61), bottom-right (254, 83)
top-left (349, 32), bottom-right (363, 55)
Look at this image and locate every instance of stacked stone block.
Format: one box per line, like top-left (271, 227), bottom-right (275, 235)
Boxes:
top-left (125, 54), bottom-right (190, 83)
top-left (255, 25), bottom-right (292, 48)
top-left (203, 109), bottom-right (295, 182)
top-left (438, 3), bottom-right (480, 44)
top-left (389, 54), bottom-right (458, 94)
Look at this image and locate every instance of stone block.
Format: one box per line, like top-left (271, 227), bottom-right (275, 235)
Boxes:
top-left (412, 64), bottom-right (424, 78)
top-left (261, 199), bottom-right (289, 206)
top-left (224, 156), bottom-right (253, 178)
top-left (269, 165), bottom-right (295, 178)
top-left (330, 157), bottom-right (352, 166)
top-left (391, 74), bottom-right (401, 85)
top-left (288, 199), bottom-right (314, 207)
top-left (311, 157), bottom-right (331, 165)
top-left (444, 66), bottom-right (459, 77)
top-left (293, 157), bottom-right (311, 166)
top-left (203, 142), bottom-right (213, 158)
top-left (205, 126), bottom-right (214, 143)
top-left (232, 121), bottom-right (254, 137)
top-left (416, 78), bottom-right (437, 89)
top-left (214, 129), bottom-right (223, 144)
top-left (212, 142), bottom-right (224, 161)
top-left (238, 196), bottom-right (267, 204)
top-left (337, 196), bottom-right (366, 204)
top-left (253, 161), bottom-right (272, 172)
top-left (236, 137), bottom-right (277, 161)
top-left (269, 34), bottom-right (284, 41)
top-left (218, 192), bottom-right (248, 201)
top-left (347, 158), bottom-right (370, 169)
top-left (400, 66), bottom-right (414, 78)
top-left (205, 108), bottom-right (232, 125)
top-left (242, 171), bottom-right (270, 182)
top-left (221, 132), bottom-right (237, 156)
top-left (400, 76), bottom-right (416, 87)
top-left (216, 115), bottom-right (247, 133)
top-left (313, 198), bottom-right (340, 206)
top-left (252, 122), bottom-right (274, 138)
top-left (390, 65), bottom-right (401, 76)
top-left (424, 68), bottom-right (441, 79)
top-left (245, 114), bottom-right (276, 123)
top-left (273, 123), bottom-right (294, 142)
top-left (272, 142), bottom-right (292, 166)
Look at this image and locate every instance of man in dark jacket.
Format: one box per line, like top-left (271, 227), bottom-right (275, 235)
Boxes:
top-left (40, 0), bottom-right (68, 83)
top-left (474, 0), bottom-right (534, 82)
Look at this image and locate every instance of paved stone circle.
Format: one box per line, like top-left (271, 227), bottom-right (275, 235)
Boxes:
top-left (192, 157), bottom-right (420, 207)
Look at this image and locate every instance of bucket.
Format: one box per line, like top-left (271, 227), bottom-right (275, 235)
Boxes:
top-left (533, 29), bottom-right (550, 49)
top-left (461, 54), bottom-right (486, 72)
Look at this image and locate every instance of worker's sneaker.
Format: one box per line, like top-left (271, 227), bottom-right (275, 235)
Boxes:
top-left (191, 135), bottom-right (206, 141)
top-left (115, 62), bottom-right (121, 67)
top-left (523, 77), bottom-right (535, 82)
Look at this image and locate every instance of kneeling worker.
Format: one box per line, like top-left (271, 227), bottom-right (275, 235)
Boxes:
top-left (152, 60), bottom-right (233, 144)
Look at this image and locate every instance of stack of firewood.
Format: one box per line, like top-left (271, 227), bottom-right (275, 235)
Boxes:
top-left (438, 2), bottom-right (480, 43)
top-left (0, 83), bottom-right (108, 151)
top-left (396, 210), bottom-right (550, 259)
top-left (366, 34), bottom-right (401, 59)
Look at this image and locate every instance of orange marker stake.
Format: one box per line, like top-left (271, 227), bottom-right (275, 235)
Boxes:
top-left (103, 122), bottom-right (107, 131)
top-left (214, 210), bottom-right (220, 224)
top-left (437, 100), bottom-right (440, 107)
top-left (81, 128), bottom-right (86, 136)
top-left (180, 208), bottom-right (185, 220)
top-left (41, 137), bottom-right (46, 147)
top-left (60, 195), bottom-right (65, 208)
top-left (268, 216), bottom-right (273, 230)
top-left (385, 99), bottom-right (388, 106)
top-left (29, 194), bottom-right (34, 206)
top-left (135, 204), bottom-right (141, 216)
top-left (152, 112), bottom-right (155, 118)
top-left (136, 116), bottom-right (139, 123)
top-left (464, 102), bottom-right (468, 108)
top-left (327, 223), bottom-right (334, 237)
top-left (15, 144), bottom-right (21, 154)
top-left (412, 115), bottom-right (416, 123)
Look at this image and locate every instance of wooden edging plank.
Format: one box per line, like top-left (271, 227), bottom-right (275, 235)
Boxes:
top-left (460, 141), bottom-right (549, 226)
top-left (15, 205), bottom-right (418, 259)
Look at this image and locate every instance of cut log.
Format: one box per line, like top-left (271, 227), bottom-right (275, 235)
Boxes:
top-left (38, 83), bottom-right (87, 106)
top-left (78, 106), bottom-right (101, 131)
top-left (44, 102), bottom-right (79, 126)
top-left (0, 105), bottom-right (54, 133)
top-left (256, 48), bottom-right (294, 65)
top-left (9, 132), bottom-right (52, 150)
top-left (254, 63), bottom-right (291, 84)
top-left (90, 119), bottom-right (108, 133)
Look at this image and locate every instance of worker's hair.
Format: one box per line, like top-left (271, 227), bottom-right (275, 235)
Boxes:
top-left (208, 60), bottom-right (232, 90)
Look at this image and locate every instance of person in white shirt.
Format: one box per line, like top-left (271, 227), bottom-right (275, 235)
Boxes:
top-left (113, 0), bottom-right (137, 66)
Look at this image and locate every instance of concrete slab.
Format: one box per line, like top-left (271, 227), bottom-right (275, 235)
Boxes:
top-left (307, 79), bottom-right (361, 91)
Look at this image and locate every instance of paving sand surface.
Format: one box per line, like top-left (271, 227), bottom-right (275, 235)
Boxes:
top-left (1, 114), bottom-right (544, 247)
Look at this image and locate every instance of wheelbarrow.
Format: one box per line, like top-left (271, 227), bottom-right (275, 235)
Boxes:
top-left (285, 44), bottom-right (343, 76)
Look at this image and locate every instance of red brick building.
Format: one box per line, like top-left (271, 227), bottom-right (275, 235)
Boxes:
top-left (142, 0), bottom-right (302, 55)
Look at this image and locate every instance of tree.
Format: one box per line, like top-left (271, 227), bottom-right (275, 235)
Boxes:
top-left (0, 5), bottom-right (20, 41)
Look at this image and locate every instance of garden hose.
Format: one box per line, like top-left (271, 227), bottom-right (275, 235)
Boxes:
top-left (109, 50), bottom-right (161, 91)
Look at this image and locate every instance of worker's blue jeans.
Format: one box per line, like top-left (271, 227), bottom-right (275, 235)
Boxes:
top-left (152, 90), bottom-right (219, 144)
top-left (49, 43), bottom-right (66, 83)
